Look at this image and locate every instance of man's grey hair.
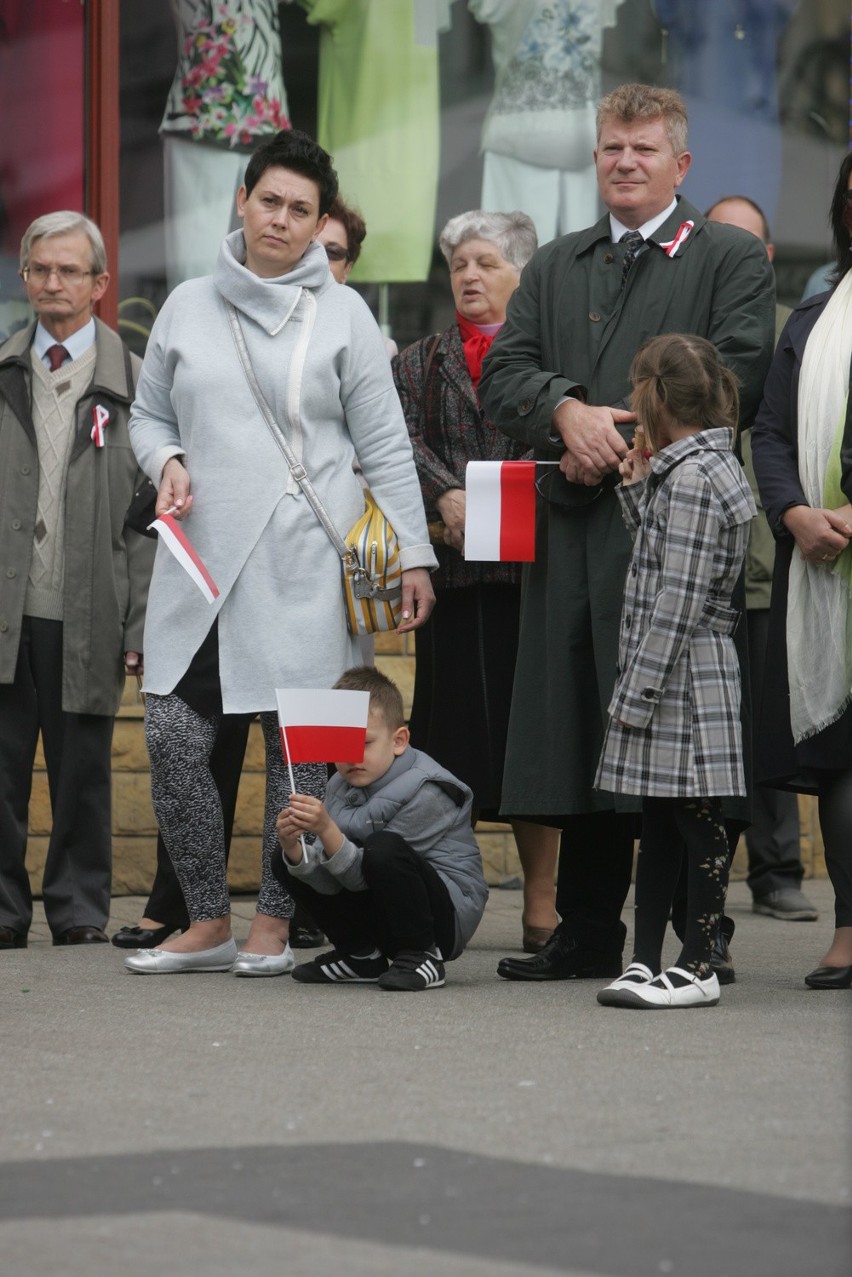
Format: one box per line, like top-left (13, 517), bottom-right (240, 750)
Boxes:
top-left (597, 83), bottom-right (689, 156)
top-left (438, 210), bottom-right (538, 273)
top-left (20, 211), bottom-right (107, 275)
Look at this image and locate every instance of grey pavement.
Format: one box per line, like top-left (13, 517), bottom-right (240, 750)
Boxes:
top-left (2, 879), bottom-right (850, 1277)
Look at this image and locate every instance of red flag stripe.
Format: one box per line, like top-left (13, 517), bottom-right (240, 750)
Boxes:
top-left (280, 724), bottom-right (367, 764)
top-left (157, 513), bottom-right (220, 599)
top-left (499, 460), bottom-right (536, 561)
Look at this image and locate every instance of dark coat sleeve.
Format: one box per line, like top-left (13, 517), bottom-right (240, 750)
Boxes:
top-left (751, 300), bottom-right (827, 536)
top-left (478, 248), bottom-right (581, 454)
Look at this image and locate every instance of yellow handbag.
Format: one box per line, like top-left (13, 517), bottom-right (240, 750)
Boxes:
top-left (343, 490), bottom-right (403, 635)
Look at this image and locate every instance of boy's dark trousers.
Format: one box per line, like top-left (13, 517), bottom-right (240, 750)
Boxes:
top-left (272, 830), bottom-right (457, 959)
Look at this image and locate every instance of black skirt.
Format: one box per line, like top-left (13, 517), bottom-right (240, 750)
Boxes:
top-left (757, 541), bottom-right (852, 792)
top-left (408, 583), bottom-right (520, 818)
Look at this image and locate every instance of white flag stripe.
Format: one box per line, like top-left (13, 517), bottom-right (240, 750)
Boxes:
top-left (275, 687), bottom-right (370, 730)
top-left (464, 460), bottom-right (503, 560)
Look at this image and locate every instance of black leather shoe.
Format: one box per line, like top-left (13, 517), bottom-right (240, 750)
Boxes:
top-left (289, 903), bottom-right (325, 949)
top-left (804, 964), bottom-right (852, 990)
top-left (53, 926), bottom-right (110, 946)
top-left (290, 921), bottom-right (326, 949)
top-left (0, 925), bottom-right (27, 949)
top-left (497, 930), bottom-right (622, 981)
top-left (111, 923), bottom-right (183, 949)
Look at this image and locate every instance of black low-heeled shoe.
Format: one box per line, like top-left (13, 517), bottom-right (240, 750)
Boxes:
top-left (804, 964), bottom-right (852, 990)
top-left (111, 923), bottom-right (183, 949)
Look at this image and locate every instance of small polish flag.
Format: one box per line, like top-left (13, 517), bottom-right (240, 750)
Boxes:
top-left (147, 513), bottom-right (220, 604)
top-left (91, 404), bottom-right (110, 447)
top-left (276, 688), bottom-right (370, 763)
top-left (464, 460), bottom-right (536, 561)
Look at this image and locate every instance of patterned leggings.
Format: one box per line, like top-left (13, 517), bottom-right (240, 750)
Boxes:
top-left (145, 694), bottom-right (326, 922)
top-left (633, 796), bottom-right (729, 977)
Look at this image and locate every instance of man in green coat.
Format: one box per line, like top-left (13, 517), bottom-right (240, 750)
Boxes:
top-left (479, 84), bottom-right (775, 981)
top-left (0, 212), bottom-right (154, 949)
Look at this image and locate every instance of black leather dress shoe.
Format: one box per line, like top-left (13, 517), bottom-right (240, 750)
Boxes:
top-left (53, 926), bottom-right (110, 946)
top-left (0, 925), bottom-right (27, 949)
top-left (290, 921), bottom-right (326, 949)
top-left (804, 964), bottom-right (852, 990)
top-left (497, 931), bottom-right (622, 981)
top-left (710, 931), bottom-right (736, 986)
top-left (111, 923), bottom-right (183, 949)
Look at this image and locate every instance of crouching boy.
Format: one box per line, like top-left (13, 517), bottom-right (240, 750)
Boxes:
top-left (272, 666), bottom-right (488, 991)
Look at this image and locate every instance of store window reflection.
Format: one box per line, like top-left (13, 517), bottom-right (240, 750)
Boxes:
top-left (0, 1), bottom-right (85, 340)
top-left (117, 0), bottom-right (850, 355)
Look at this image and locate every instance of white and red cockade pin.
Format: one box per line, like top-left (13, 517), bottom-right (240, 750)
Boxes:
top-left (91, 404), bottom-right (110, 447)
top-left (659, 220), bottom-right (694, 258)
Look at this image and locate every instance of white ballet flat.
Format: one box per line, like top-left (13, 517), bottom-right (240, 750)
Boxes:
top-left (597, 962), bottom-right (655, 1006)
top-left (124, 938), bottom-right (238, 974)
top-left (231, 945), bottom-right (295, 977)
top-left (616, 966), bottom-right (721, 1009)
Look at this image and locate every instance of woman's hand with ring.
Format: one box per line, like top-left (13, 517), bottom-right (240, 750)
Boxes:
top-left (397, 567), bottom-right (436, 632)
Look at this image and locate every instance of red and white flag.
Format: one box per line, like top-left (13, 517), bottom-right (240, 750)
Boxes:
top-left (464, 460), bottom-right (537, 562)
top-left (147, 513), bottom-right (220, 604)
top-left (276, 688), bottom-right (370, 764)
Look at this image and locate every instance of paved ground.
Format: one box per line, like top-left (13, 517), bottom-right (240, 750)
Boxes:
top-left (2, 880), bottom-right (850, 1277)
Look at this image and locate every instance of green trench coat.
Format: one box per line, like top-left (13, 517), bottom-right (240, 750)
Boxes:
top-left (478, 197), bottom-right (775, 819)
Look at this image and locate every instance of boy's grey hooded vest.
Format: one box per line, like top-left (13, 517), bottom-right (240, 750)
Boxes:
top-left (324, 748), bottom-right (488, 958)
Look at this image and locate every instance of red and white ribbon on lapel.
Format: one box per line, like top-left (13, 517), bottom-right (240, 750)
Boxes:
top-left (659, 220), bottom-right (694, 258)
top-left (91, 404), bottom-right (110, 447)
top-left (147, 512), bottom-right (220, 604)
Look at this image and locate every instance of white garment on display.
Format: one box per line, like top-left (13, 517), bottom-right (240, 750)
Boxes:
top-left (164, 137), bottom-right (247, 290)
top-left (471, 0), bottom-right (625, 244)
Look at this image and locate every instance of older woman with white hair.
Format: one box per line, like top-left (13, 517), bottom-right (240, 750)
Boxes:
top-left (393, 210), bottom-right (559, 953)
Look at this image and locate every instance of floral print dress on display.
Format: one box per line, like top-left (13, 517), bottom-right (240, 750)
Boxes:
top-left (161, 0), bottom-right (289, 150)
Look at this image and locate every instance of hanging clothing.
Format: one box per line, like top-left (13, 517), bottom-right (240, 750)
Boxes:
top-left (299, 0), bottom-right (451, 281)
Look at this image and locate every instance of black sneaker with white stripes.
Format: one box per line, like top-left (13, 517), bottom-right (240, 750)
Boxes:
top-left (290, 949), bottom-right (389, 984)
top-left (378, 949), bottom-right (445, 991)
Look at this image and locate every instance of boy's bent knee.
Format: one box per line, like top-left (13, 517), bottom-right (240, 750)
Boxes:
top-left (361, 830), bottom-right (414, 874)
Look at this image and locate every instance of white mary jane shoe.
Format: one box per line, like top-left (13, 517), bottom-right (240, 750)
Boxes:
top-left (124, 938), bottom-right (238, 974)
top-left (231, 944), bottom-right (295, 977)
top-left (623, 966), bottom-right (721, 1009)
top-left (597, 962), bottom-right (655, 1006)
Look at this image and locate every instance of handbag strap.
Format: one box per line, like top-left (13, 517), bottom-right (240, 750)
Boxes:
top-left (224, 299), bottom-right (353, 564)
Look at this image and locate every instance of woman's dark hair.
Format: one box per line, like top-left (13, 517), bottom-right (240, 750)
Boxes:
top-left (828, 151), bottom-right (852, 285)
top-left (243, 129), bottom-right (339, 216)
top-left (630, 333), bottom-right (740, 453)
top-left (328, 195), bottom-right (367, 265)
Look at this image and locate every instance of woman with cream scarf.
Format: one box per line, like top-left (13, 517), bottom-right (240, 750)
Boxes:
top-left (751, 152), bottom-right (852, 990)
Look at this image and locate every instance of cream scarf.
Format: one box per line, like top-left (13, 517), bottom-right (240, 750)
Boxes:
top-left (787, 270), bottom-right (852, 742)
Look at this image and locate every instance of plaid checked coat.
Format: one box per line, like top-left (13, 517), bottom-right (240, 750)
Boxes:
top-left (595, 430), bottom-right (756, 798)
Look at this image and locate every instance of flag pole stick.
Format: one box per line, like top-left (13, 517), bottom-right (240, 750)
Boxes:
top-left (279, 721), bottom-right (307, 861)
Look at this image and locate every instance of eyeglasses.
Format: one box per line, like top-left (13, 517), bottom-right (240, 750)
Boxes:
top-left (323, 244), bottom-right (350, 263)
top-left (21, 264), bottom-right (97, 284)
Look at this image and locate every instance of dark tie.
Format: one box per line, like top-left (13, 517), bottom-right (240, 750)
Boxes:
top-left (46, 344), bottom-right (70, 372)
top-left (619, 230), bottom-right (645, 288)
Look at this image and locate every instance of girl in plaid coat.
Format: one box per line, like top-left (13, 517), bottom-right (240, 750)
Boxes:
top-left (596, 335), bottom-right (756, 1009)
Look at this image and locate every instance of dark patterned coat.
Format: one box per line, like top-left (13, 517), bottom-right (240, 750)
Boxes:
top-left (392, 323), bottom-right (531, 591)
top-left (595, 430), bottom-right (755, 798)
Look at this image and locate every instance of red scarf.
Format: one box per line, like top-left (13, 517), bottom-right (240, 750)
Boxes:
top-left (456, 311), bottom-right (498, 389)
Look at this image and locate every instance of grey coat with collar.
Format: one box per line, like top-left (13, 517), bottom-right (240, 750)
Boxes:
top-left (0, 319), bottom-right (153, 715)
top-left (130, 233), bottom-right (436, 712)
top-left (595, 430), bottom-right (756, 798)
top-left (477, 196), bottom-right (774, 817)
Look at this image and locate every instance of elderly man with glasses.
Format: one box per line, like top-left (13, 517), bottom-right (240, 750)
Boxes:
top-left (0, 211), bottom-right (154, 950)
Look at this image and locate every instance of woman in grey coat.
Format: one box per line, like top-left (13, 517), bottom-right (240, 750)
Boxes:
top-left (125, 130), bottom-right (436, 976)
top-left (595, 335), bottom-right (755, 1010)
